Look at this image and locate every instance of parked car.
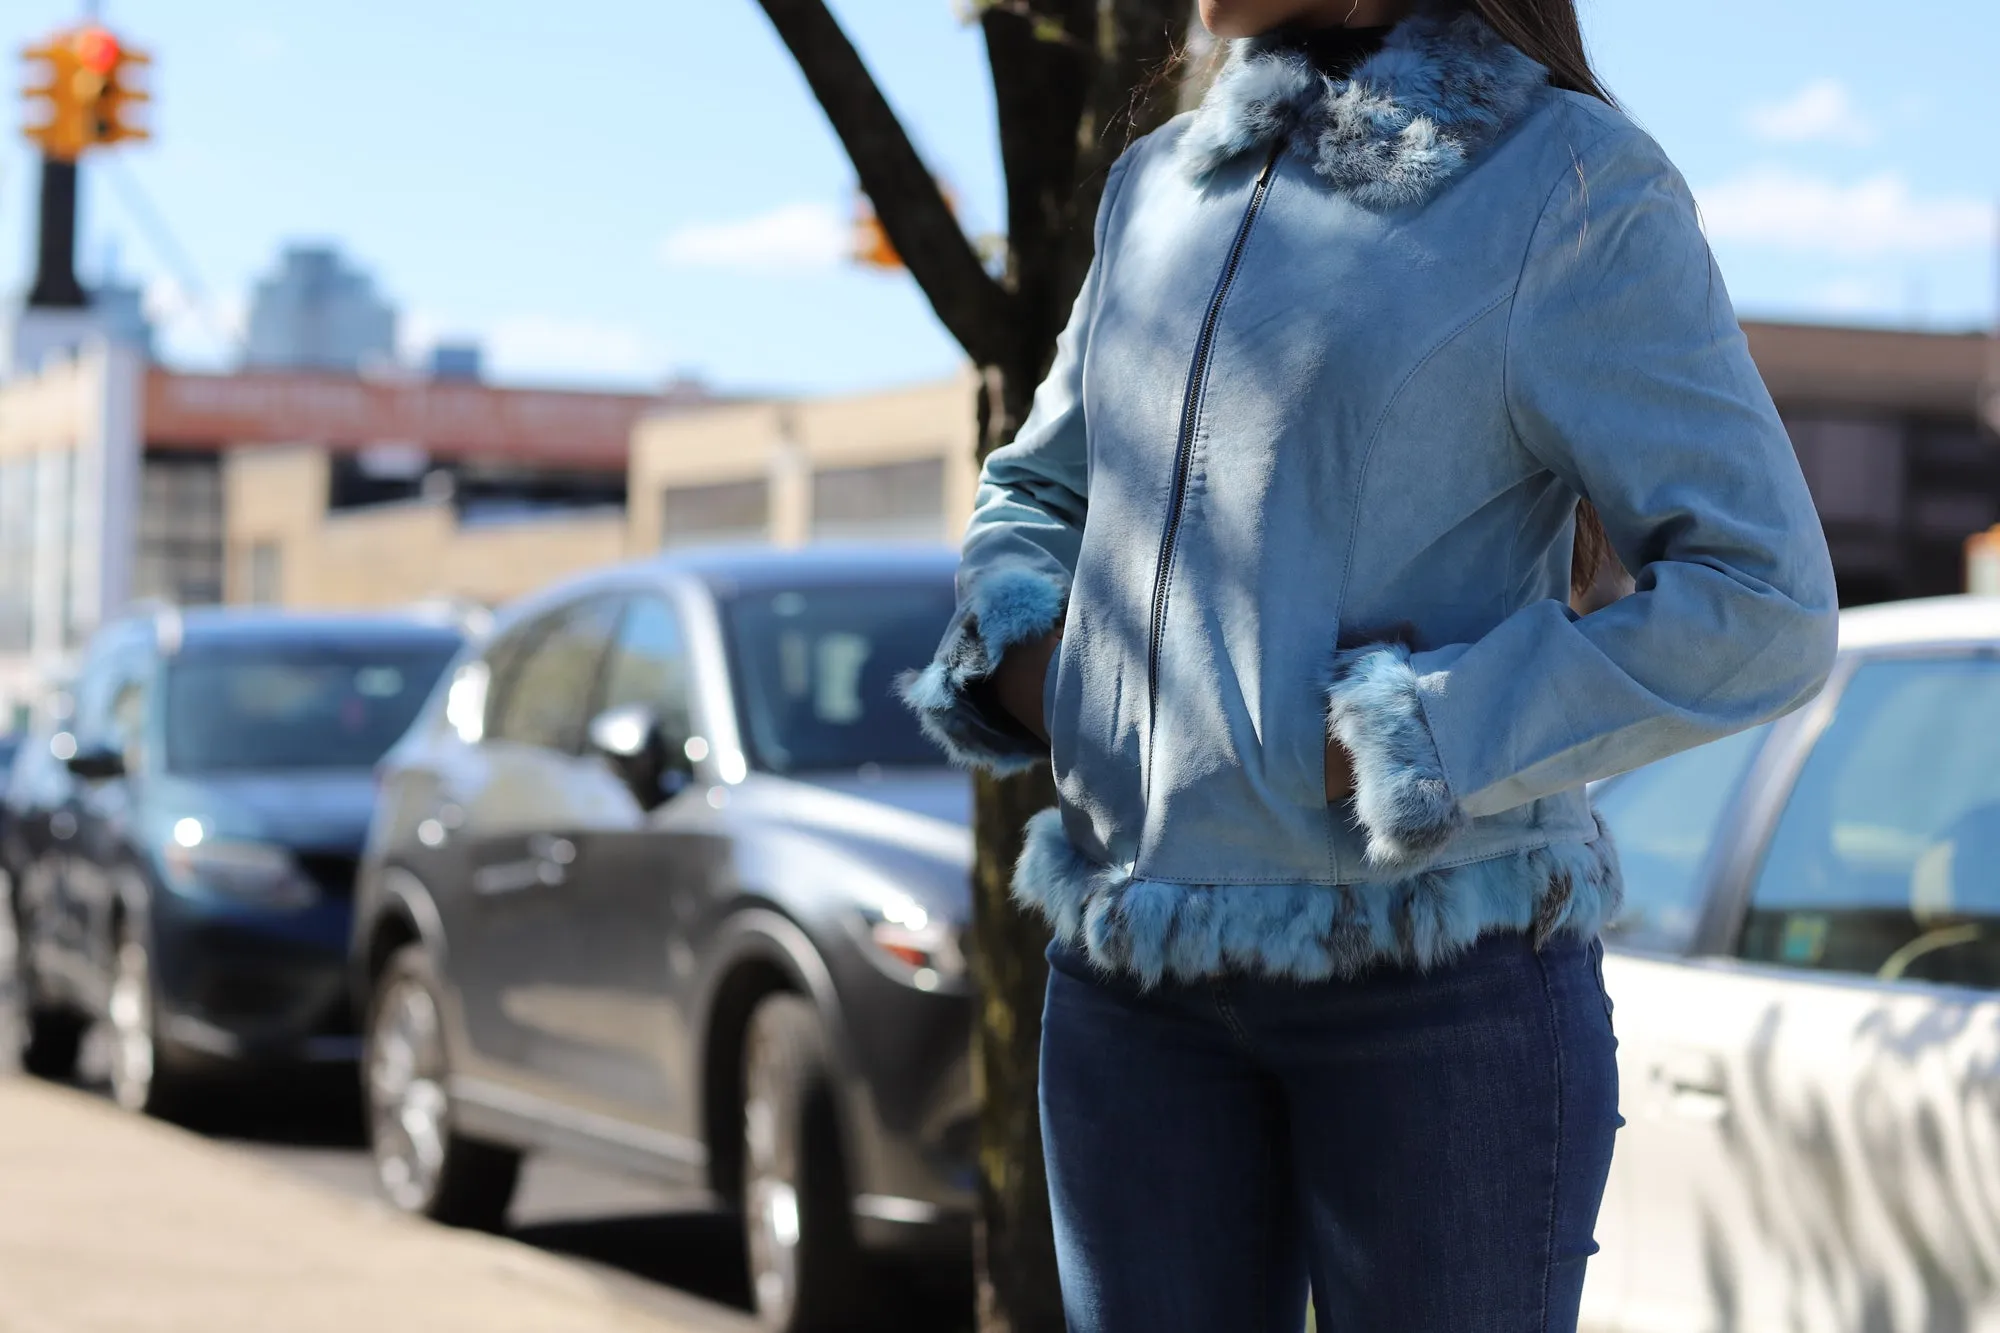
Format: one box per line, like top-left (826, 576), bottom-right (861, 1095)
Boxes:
top-left (4, 606), bottom-right (463, 1114)
top-left (1581, 595), bottom-right (2000, 1333)
top-left (0, 730), bottom-right (21, 858)
top-left (352, 545), bottom-right (973, 1333)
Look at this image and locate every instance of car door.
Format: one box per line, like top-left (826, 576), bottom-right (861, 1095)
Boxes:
top-left (445, 594), bottom-right (623, 1094)
top-left (65, 636), bottom-right (155, 1011)
top-left (515, 587), bottom-right (712, 1146)
top-left (1585, 720), bottom-right (1784, 1333)
top-left (1690, 648), bottom-right (2000, 1333)
top-left (38, 629), bottom-right (139, 1007)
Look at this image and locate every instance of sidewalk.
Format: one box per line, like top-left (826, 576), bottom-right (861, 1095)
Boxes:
top-left (0, 1077), bottom-right (726, 1333)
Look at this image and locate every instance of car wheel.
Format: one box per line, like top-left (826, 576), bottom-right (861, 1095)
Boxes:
top-left (742, 993), bottom-right (865, 1333)
top-left (106, 918), bottom-right (199, 1119)
top-left (365, 943), bottom-right (519, 1230)
top-left (11, 897), bottom-right (86, 1080)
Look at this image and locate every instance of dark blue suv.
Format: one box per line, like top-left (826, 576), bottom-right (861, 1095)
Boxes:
top-left (5, 606), bottom-right (463, 1115)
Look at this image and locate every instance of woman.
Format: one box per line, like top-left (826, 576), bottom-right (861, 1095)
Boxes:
top-left (903, 0), bottom-right (1837, 1327)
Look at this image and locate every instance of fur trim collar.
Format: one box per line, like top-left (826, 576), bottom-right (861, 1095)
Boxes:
top-left (1179, 5), bottom-right (1549, 208)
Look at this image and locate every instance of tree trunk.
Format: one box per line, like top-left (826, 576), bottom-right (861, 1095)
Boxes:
top-left (748, 7), bottom-right (1195, 1329)
top-left (966, 361), bottom-right (1066, 1333)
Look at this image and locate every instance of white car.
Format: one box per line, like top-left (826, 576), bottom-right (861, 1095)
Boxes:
top-left (1582, 595), bottom-right (2000, 1333)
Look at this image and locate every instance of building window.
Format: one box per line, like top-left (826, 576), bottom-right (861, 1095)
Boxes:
top-left (135, 455), bottom-right (225, 606)
top-left (661, 478), bottom-right (770, 549)
top-left (1783, 413), bottom-right (1905, 527)
top-left (246, 542), bottom-right (284, 605)
top-left (809, 458), bottom-right (945, 542)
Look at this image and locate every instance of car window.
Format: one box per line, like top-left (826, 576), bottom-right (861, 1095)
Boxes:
top-left (722, 581), bottom-right (957, 774)
top-left (488, 597), bottom-right (622, 753)
top-left (163, 640), bottom-right (459, 774)
top-left (67, 630), bottom-right (134, 756)
top-left (108, 659), bottom-right (150, 775)
top-left (600, 595), bottom-right (695, 743)
top-left (1739, 654), bottom-right (2000, 987)
top-left (1595, 722), bottom-right (1771, 954)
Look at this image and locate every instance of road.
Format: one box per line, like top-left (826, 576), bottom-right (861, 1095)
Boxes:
top-left (0, 911), bottom-right (968, 1332)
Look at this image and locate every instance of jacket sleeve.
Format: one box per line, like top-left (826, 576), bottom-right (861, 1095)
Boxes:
top-left (1326, 124), bottom-right (1839, 869)
top-left (899, 151), bottom-right (1135, 774)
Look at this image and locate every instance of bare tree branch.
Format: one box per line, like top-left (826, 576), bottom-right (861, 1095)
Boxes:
top-left (754, 0), bottom-right (1017, 366)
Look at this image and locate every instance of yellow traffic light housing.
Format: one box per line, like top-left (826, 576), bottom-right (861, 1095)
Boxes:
top-left (20, 24), bottom-right (151, 162)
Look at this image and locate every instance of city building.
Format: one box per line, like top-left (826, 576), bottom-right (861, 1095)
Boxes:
top-left (0, 339), bottom-right (706, 725)
top-left (242, 244), bottom-right (397, 374)
top-left (628, 371), bottom-right (980, 551)
top-left (630, 322), bottom-right (2000, 609)
top-left (427, 341), bottom-right (483, 382)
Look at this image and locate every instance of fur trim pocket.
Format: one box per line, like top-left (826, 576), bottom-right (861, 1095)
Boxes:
top-left (1326, 643), bottom-right (1466, 869)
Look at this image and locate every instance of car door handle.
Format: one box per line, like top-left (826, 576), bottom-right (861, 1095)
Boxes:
top-left (1650, 1052), bottom-right (1730, 1121)
top-left (471, 837), bottom-right (575, 896)
top-left (527, 835), bottom-right (576, 882)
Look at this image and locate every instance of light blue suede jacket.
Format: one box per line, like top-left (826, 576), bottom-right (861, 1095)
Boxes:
top-left (902, 7), bottom-right (1838, 986)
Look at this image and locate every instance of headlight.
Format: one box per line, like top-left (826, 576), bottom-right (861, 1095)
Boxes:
top-left (163, 823), bottom-right (317, 909)
top-left (861, 894), bottom-right (965, 990)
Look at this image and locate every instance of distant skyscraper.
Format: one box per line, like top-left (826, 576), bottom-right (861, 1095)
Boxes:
top-left (243, 244), bottom-right (396, 373)
top-left (428, 341), bottom-right (483, 382)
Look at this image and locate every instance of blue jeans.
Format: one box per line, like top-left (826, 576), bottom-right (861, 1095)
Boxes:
top-left (1039, 930), bottom-right (1620, 1332)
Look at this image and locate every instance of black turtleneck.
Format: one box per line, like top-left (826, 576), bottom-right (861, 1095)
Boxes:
top-left (1291, 24), bottom-right (1391, 80)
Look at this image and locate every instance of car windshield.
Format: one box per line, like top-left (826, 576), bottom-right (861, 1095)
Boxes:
top-left (723, 580), bottom-right (958, 775)
top-left (163, 640), bottom-right (459, 774)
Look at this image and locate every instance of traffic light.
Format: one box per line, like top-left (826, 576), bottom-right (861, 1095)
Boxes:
top-left (853, 198), bottom-right (901, 270)
top-left (21, 24), bottom-right (151, 162)
top-left (851, 184), bottom-right (964, 271)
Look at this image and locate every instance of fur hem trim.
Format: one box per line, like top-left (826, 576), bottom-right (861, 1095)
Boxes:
top-left (1178, 4), bottom-right (1548, 208)
top-left (1013, 807), bottom-right (1621, 989)
top-left (895, 566), bottom-right (1065, 775)
top-left (1327, 643), bottom-right (1465, 870)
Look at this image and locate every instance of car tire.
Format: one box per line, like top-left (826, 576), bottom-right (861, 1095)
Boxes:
top-left (19, 1004), bottom-right (86, 1080)
top-left (12, 905), bottom-right (85, 1080)
top-left (106, 917), bottom-right (201, 1121)
top-left (365, 943), bottom-right (519, 1231)
top-left (741, 993), bottom-right (867, 1333)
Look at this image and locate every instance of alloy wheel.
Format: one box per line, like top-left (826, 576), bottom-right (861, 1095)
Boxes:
top-left (744, 1028), bottom-right (803, 1328)
top-left (367, 975), bottom-right (450, 1212)
top-left (106, 934), bottom-right (156, 1111)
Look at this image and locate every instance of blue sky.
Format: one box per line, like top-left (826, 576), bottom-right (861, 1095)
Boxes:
top-left (3, 0), bottom-right (1995, 395)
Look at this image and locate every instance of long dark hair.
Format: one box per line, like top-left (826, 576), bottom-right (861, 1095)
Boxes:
top-left (1464, 0), bottom-right (1620, 600)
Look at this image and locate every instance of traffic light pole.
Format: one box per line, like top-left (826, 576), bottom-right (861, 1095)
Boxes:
top-left (27, 155), bottom-right (87, 310)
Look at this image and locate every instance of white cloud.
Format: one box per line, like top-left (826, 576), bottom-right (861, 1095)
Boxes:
top-left (482, 314), bottom-right (673, 384)
top-left (1696, 168), bottom-right (1995, 259)
top-left (1746, 79), bottom-right (1874, 145)
top-left (660, 202), bottom-right (852, 273)
top-left (401, 308), bottom-right (674, 385)
top-left (143, 275), bottom-right (246, 364)
top-left (1808, 275), bottom-right (1901, 316)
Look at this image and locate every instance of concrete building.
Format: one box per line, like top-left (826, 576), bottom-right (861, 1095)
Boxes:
top-left (1743, 321), bottom-right (2000, 604)
top-left (243, 244), bottom-right (397, 374)
top-left (0, 344), bottom-right (702, 723)
top-left (629, 322), bottom-right (2000, 609)
top-left (629, 370), bottom-right (981, 551)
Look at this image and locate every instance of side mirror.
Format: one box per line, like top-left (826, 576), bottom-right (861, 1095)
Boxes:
top-left (65, 744), bottom-right (126, 782)
top-left (586, 704), bottom-right (695, 808)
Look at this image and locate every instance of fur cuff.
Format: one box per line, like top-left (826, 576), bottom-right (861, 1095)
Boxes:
top-left (1327, 644), bottom-right (1465, 869)
top-left (896, 567), bottom-right (1066, 775)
